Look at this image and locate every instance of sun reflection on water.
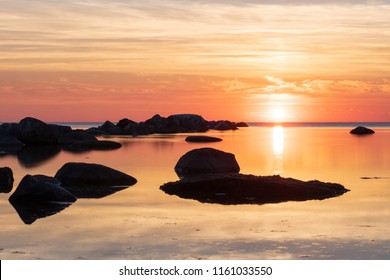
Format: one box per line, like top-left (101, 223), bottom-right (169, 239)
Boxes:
top-left (273, 125), bottom-right (284, 174)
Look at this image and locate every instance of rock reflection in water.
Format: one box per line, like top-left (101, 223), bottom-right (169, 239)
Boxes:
top-left (64, 185), bottom-right (130, 199)
top-left (17, 145), bottom-right (61, 168)
top-left (9, 201), bottom-right (74, 225)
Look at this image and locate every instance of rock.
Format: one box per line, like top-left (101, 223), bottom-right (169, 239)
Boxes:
top-left (171, 114), bottom-right (208, 132)
top-left (235, 122), bottom-right (249, 127)
top-left (0, 167), bottom-right (14, 193)
top-left (54, 162), bottom-right (137, 198)
top-left (48, 124), bottom-right (73, 138)
top-left (210, 120), bottom-right (238, 131)
top-left (16, 117), bottom-right (58, 144)
top-left (116, 118), bottom-right (137, 129)
top-left (58, 131), bottom-right (97, 144)
top-left (66, 140), bottom-right (122, 151)
top-left (9, 175), bottom-right (77, 203)
top-left (0, 132), bottom-right (25, 154)
top-left (130, 123), bottom-right (155, 136)
top-left (350, 126), bottom-right (375, 135)
top-left (185, 136), bottom-right (222, 143)
top-left (174, 148), bottom-right (240, 177)
top-left (98, 121), bottom-right (123, 135)
top-left (0, 123), bottom-right (18, 136)
top-left (84, 127), bottom-right (105, 136)
top-left (161, 173), bottom-right (350, 205)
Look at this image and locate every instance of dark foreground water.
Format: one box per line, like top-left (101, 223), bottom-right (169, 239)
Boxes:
top-left (1, 124), bottom-right (390, 259)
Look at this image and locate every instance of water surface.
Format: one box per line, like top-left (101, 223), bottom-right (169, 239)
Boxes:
top-left (1, 125), bottom-right (389, 259)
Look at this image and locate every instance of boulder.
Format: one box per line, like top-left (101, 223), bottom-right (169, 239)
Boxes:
top-left (98, 121), bottom-right (123, 135)
top-left (235, 122), bottom-right (249, 127)
top-left (0, 167), bottom-right (14, 193)
top-left (0, 123), bottom-right (18, 136)
top-left (0, 132), bottom-right (25, 154)
top-left (174, 148), bottom-right (240, 177)
top-left (185, 136), bottom-right (222, 143)
top-left (84, 127), bottom-right (105, 136)
top-left (16, 117), bottom-right (58, 144)
top-left (55, 162), bottom-right (137, 188)
top-left (9, 174), bottom-right (77, 203)
top-left (171, 114), bottom-right (208, 132)
top-left (210, 120), bottom-right (238, 131)
top-left (161, 173), bottom-right (350, 205)
top-left (66, 140), bottom-right (122, 151)
top-left (116, 118), bottom-right (137, 129)
top-left (350, 126), bottom-right (375, 135)
top-left (58, 131), bottom-right (97, 145)
top-left (48, 124), bottom-right (73, 138)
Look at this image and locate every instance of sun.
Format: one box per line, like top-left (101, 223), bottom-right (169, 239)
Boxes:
top-left (272, 108), bottom-right (285, 122)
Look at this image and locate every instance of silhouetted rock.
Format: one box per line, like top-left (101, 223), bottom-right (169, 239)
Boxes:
top-left (66, 140), bottom-right (122, 151)
top-left (85, 127), bottom-right (105, 136)
top-left (0, 167), bottom-right (14, 193)
top-left (0, 132), bottom-right (25, 154)
top-left (55, 162), bottom-right (137, 187)
top-left (161, 173), bottom-right (350, 205)
top-left (210, 120), bottom-right (238, 131)
top-left (98, 121), bottom-right (123, 135)
top-left (171, 114), bottom-right (208, 132)
top-left (16, 117), bottom-right (58, 145)
top-left (130, 122), bottom-right (155, 136)
top-left (116, 118), bottom-right (137, 129)
top-left (235, 122), bottom-right (249, 127)
top-left (0, 123), bottom-right (18, 136)
top-left (48, 124), bottom-right (73, 138)
top-left (175, 148), bottom-right (240, 177)
top-left (58, 131), bottom-right (97, 144)
top-left (17, 145), bottom-right (61, 168)
top-left (9, 175), bottom-right (77, 204)
top-left (350, 126), bottom-right (375, 135)
top-left (185, 136), bottom-right (222, 143)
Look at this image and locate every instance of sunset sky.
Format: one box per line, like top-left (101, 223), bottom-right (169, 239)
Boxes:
top-left (1, 0), bottom-right (389, 122)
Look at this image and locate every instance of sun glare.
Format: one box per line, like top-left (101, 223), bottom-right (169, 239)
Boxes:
top-left (272, 108), bottom-right (285, 122)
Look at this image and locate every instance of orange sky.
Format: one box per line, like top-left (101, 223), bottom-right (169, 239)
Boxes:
top-left (1, 0), bottom-right (390, 122)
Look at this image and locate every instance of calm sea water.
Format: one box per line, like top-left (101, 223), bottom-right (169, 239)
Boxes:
top-left (1, 123), bottom-right (390, 259)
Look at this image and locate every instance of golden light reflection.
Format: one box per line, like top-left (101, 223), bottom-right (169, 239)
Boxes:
top-left (273, 125), bottom-right (284, 174)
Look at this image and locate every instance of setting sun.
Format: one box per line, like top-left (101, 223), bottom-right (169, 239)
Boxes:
top-left (272, 108), bottom-right (286, 122)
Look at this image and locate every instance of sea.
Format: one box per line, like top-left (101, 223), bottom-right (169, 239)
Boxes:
top-left (1, 122), bottom-right (390, 259)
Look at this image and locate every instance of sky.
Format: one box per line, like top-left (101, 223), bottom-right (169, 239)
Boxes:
top-left (1, 0), bottom-right (390, 122)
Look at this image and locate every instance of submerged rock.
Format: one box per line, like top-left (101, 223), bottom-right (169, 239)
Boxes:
top-left (174, 148), bottom-right (240, 177)
top-left (185, 136), bottom-right (222, 143)
top-left (0, 167), bottom-right (14, 193)
top-left (161, 173), bottom-right (350, 205)
top-left (350, 126), bottom-right (375, 135)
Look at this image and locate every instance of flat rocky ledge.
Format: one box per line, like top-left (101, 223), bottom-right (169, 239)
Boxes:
top-left (160, 173), bottom-right (349, 205)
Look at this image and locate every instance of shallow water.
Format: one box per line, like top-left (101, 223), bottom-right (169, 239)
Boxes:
top-left (1, 126), bottom-right (390, 259)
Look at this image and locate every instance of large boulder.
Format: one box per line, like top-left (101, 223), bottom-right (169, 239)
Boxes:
top-left (98, 121), bottom-right (123, 135)
top-left (54, 162), bottom-right (137, 198)
top-left (55, 162), bottom-right (137, 188)
top-left (0, 167), bottom-right (14, 193)
top-left (16, 117), bottom-right (58, 144)
top-left (9, 174), bottom-right (77, 203)
top-left (161, 173), bottom-right (350, 205)
top-left (58, 131), bottom-right (97, 144)
top-left (174, 148), bottom-right (240, 177)
top-left (171, 114), bottom-right (208, 132)
top-left (48, 124), bottom-right (73, 138)
top-left (116, 118), bottom-right (137, 129)
top-left (350, 126), bottom-right (375, 135)
top-left (0, 123), bottom-right (18, 136)
top-left (210, 120), bottom-right (238, 131)
top-left (0, 132), bottom-right (25, 154)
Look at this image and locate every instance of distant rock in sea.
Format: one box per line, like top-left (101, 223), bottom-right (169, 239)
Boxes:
top-left (161, 173), bottom-right (350, 205)
top-left (174, 148), bottom-right (240, 177)
top-left (350, 126), bottom-right (375, 135)
top-left (185, 136), bottom-right (222, 143)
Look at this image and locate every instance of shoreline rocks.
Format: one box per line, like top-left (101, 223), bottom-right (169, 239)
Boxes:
top-left (0, 167), bottom-right (14, 193)
top-left (185, 136), bottom-right (222, 143)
